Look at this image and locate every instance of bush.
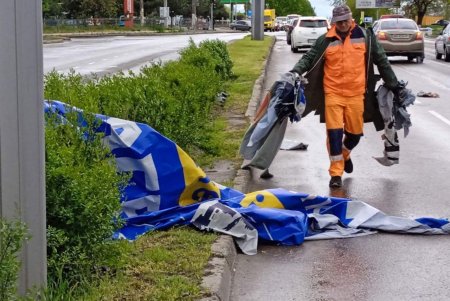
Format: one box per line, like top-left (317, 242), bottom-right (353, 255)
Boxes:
top-left (0, 218), bottom-right (28, 301)
top-left (45, 114), bottom-right (129, 285)
top-left (44, 39), bottom-right (233, 156)
top-left (42, 38), bottom-right (234, 287)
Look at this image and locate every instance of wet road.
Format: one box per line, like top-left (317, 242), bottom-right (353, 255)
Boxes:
top-left (231, 32), bottom-right (450, 301)
top-left (43, 32), bottom-right (250, 76)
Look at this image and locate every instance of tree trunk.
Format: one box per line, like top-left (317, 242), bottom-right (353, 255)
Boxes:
top-left (417, 10), bottom-right (425, 25)
top-left (140, 0), bottom-right (144, 26)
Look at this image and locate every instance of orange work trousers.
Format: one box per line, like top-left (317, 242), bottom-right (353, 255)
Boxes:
top-left (325, 93), bottom-right (364, 177)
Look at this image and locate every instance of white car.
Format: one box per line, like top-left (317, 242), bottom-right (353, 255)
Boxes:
top-left (290, 16), bottom-right (329, 53)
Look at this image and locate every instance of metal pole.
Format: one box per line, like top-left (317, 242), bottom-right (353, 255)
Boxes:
top-left (164, 0), bottom-right (168, 28)
top-left (140, 0), bottom-right (144, 26)
top-left (252, 0), bottom-right (264, 40)
top-left (210, 2), bottom-right (214, 30)
top-left (0, 0), bottom-right (46, 294)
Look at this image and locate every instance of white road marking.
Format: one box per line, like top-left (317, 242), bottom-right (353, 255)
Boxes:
top-left (429, 110), bottom-right (450, 126)
top-left (88, 62), bottom-right (95, 65)
top-left (415, 99), bottom-right (421, 104)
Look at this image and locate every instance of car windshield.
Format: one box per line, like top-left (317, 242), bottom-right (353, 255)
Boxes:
top-left (380, 20), bottom-right (417, 30)
top-left (299, 20), bottom-right (328, 28)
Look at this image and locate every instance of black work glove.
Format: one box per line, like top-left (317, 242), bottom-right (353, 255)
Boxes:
top-left (392, 80), bottom-right (408, 104)
top-left (392, 80), bottom-right (415, 107)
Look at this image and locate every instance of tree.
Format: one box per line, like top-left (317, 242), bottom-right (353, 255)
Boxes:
top-left (403, 0), bottom-right (433, 24)
top-left (265, 0), bottom-right (315, 16)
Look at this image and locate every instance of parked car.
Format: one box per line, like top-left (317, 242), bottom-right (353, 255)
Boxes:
top-left (286, 14), bottom-right (301, 23)
top-left (435, 23), bottom-right (450, 61)
top-left (433, 19), bottom-right (449, 27)
top-left (373, 18), bottom-right (425, 63)
top-left (380, 14), bottom-right (405, 19)
top-left (275, 16), bottom-right (287, 31)
top-left (286, 18), bottom-right (299, 45)
top-left (229, 20), bottom-right (251, 31)
top-left (290, 16), bottom-right (329, 53)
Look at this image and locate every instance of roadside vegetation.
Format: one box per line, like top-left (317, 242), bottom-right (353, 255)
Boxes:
top-left (1, 35), bottom-right (273, 300)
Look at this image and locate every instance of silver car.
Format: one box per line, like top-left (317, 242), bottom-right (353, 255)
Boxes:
top-left (435, 23), bottom-right (450, 61)
top-left (373, 18), bottom-right (425, 63)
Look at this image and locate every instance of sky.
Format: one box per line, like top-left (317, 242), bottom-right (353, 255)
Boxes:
top-left (234, 0), bottom-right (334, 19)
top-left (309, 0), bottom-right (334, 19)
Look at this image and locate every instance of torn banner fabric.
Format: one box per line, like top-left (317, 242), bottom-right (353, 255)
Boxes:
top-left (45, 101), bottom-right (450, 255)
top-left (239, 72), bottom-right (306, 170)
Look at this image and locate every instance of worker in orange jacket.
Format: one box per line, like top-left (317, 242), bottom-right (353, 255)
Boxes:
top-left (291, 5), bottom-right (402, 188)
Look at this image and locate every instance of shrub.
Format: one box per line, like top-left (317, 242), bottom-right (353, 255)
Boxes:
top-left (44, 38), bottom-right (233, 156)
top-left (45, 113), bottom-right (129, 284)
top-left (0, 218), bottom-right (28, 301)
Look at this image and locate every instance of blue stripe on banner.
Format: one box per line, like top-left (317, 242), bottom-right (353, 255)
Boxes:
top-left (415, 217), bottom-right (450, 228)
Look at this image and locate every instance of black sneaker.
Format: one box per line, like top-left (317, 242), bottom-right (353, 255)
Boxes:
top-left (329, 176), bottom-right (342, 188)
top-left (344, 158), bottom-right (353, 174)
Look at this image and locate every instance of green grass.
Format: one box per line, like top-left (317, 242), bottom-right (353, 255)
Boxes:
top-left (37, 34), bottom-right (274, 300)
top-left (196, 35), bottom-right (274, 169)
top-left (82, 227), bottom-right (218, 301)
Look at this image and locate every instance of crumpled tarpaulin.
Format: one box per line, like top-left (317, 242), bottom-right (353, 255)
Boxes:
top-left (45, 100), bottom-right (450, 256)
top-left (373, 82), bottom-right (415, 166)
top-left (239, 72), bottom-right (306, 171)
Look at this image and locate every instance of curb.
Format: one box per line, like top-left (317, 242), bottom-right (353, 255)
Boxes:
top-left (199, 36), bottom-right (276, 301)
top-left (42, 28), bottom-right (238, 44)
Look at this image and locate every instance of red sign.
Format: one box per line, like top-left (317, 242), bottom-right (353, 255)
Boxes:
top-left (124, 0), bottom-right (134, 27)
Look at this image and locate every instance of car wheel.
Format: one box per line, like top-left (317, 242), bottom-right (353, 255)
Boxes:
top-left (291, 41), bottom-right (298, 53)
top-left (445, 47), bottom-right (450, 62)
top-left (416, 55), bottom-right (424, 64)
top-left (436, 48), bottom-right (442, 60)
top-left (287, 34), bottom-right (291, 45)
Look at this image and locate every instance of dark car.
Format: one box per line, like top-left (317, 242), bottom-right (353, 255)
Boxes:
top-left (229, 20), bottom-right (251, 31)
top-left (373, 18), bottom-right (425, 63)
top-left (435, 23), bottom-right (450, 61)
top-left (286, 18), bottom-right (299, 45)
top-left (433, 19), bottom-right (449, 27)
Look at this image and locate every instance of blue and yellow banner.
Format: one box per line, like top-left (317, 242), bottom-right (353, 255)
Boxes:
top-left (44, 100), bottom-right (450, 254)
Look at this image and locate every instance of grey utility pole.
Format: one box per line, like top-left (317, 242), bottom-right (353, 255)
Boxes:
top-left (0, 0), bottom-right (46, 295)
top-left (251, 0), bottom-right (264, 40)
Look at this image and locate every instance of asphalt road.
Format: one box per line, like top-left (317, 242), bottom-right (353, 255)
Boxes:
top-left (231, 32), bottom-right (450, 301)
top-left (43, 32), bottom-right (250, 76)
top-left (42, 31), bottom-right (450, 300)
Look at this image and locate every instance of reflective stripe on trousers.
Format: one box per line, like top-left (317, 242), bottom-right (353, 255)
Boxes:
top-left (325, 94), bottom-right (364, 176)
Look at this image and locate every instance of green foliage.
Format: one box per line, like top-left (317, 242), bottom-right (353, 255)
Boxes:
top-left (265, 0), bottom-right (315, 16)
top-left (43, 0), bottom-right (229, 20)
top-left (44, 39), bottom-right (233, 157)
top-left (45, 114), bottom-right (129, 285)
top-left (198, 39), bottom-right (234, 80)
top-left (0, 218), bottom-right (28, 301)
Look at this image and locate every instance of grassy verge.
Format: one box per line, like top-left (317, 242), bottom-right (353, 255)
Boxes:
top-left (198, 35), bottom-right (274, 168)
top-left (43, 35), bottom-right (274, 300)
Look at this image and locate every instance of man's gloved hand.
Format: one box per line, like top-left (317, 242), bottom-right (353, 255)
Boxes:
top-left (392, 80), bottom-right (408, 100)
top-left (392, 80), bottom-right (415, 107)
